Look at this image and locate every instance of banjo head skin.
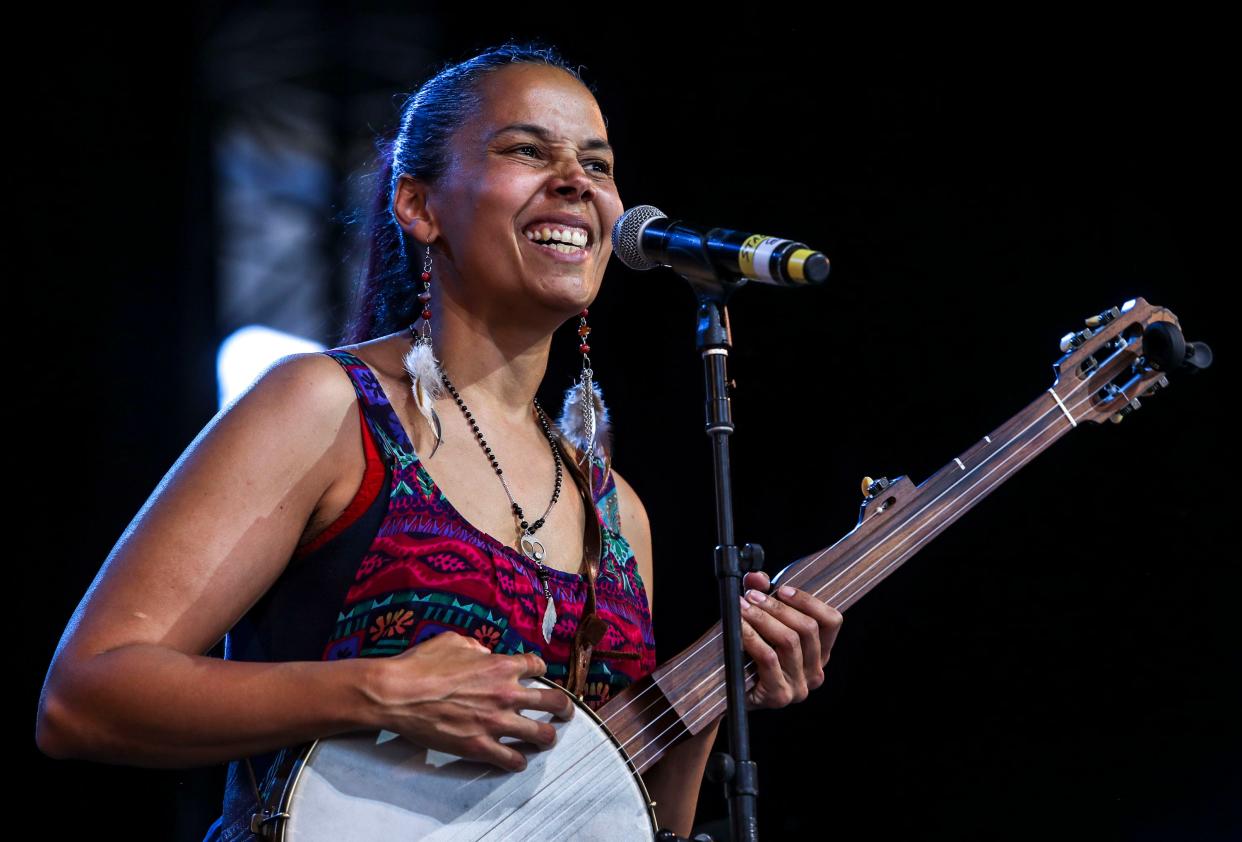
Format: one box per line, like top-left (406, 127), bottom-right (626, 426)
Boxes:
top-left (270, 676), bottom-right (658, 841)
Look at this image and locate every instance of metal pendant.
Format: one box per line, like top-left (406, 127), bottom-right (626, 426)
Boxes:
top-left (520, 532), bottom-right (545, 562)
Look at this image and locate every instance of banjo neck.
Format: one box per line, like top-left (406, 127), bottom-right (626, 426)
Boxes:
top-left (598, 297), bottom-right (1184, 775)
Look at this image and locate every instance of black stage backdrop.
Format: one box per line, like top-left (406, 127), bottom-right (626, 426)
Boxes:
top-left (20, 7), bottom-right (1237, 840)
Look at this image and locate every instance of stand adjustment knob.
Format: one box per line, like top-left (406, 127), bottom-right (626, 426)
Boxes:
top-left (740, 543), bottom-right (765, 572)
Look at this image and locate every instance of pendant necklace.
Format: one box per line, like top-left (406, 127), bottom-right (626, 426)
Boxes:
top-left (439, 371), bottom-right (565, 643)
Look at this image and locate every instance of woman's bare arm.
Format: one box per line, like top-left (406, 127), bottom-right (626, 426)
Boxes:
top-left (37, 350), bottom-right (575, 773)
top-left (36, 352), bottom-right (384, 766)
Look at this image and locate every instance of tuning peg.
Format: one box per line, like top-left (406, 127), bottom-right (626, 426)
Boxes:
top-left (1085, 306), bottom-right (1122, 329)
top-left (861, 476), bottom-right (891, 498)
top-left (1060, 328), bottom-right (1095, 353)
top-left (1143, 374), bottom-right (1171, 397)
top-left (1109, 397), bottom-right (1142, 424)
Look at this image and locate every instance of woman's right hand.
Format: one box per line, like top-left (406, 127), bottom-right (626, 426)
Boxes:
top-left (367, 631), bottom-right (576, 772)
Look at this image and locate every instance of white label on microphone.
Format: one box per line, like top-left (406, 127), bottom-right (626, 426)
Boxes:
top-left (748, 236), bottom-right (787, 283)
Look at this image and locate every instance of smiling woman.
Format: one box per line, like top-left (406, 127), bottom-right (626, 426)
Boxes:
top-left (35, 40), bottom-right (841, 842)
top-left (390, 62), bottom-right (621, 324)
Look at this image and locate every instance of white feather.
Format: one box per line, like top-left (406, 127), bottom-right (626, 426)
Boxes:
top-left (402, 340), bottom-right (444, 401)
top-left (402, 340), bottom-right (445, 457)
top-left (556, 377), bottom-right (611, 462)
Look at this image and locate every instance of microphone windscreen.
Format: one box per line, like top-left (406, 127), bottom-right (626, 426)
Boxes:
top-left (611, 204), bottom-right (667, 270)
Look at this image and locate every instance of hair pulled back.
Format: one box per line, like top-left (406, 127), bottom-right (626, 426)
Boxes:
top-left (342, 41), bottom-right (592, 344)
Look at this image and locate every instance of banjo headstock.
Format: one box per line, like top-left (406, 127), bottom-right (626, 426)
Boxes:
top-left (1050, 297), bottom-right (1212, 426)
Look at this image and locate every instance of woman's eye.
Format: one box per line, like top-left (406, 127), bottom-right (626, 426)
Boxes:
top-left (512, 144), bottom-right (611, 175)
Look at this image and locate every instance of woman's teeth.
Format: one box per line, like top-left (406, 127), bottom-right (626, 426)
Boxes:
top-left (523, 226), bottom-right (589, 251)
top-left (537, 241), bottom-right (583, 253)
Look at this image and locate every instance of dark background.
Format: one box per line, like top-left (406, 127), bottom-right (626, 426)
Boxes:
top-left (20, 6), bottom-right (1237, 840)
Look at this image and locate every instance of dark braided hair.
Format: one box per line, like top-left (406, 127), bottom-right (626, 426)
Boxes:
top-left (341, 41), bottom-right (595, 344)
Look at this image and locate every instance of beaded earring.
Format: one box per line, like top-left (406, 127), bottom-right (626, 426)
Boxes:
top-left (557, 307), bottom-right (611, 487)
top-left (402, 244), bottom-right (445, 457)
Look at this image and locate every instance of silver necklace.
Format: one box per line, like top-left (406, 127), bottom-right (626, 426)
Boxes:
top-left (439, 370), bottom-right (565, 643)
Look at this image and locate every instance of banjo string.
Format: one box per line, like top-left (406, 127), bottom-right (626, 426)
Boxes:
top-left (460, 381), bottom-right (1097, 838)
top-left (480, 660), bottom-right (740, 840)
top-left (677, 380), bottom-right (1091, 736)
top-left (519, 381), bottom-right (1092, 835)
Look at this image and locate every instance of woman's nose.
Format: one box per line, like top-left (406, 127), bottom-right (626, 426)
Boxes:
top-left (549, 159), bottom-right (595, 202)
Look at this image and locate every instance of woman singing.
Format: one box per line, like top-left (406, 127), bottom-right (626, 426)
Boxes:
top-left (36, 42), bottom-right (843, 840)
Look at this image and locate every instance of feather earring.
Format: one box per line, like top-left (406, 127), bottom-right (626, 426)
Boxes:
top-left (402, 247), bottom-right (444, 458)
top-left (557, 308), bottom-right (611, 494)
top-left (557, 375), bottom-right (610, 464)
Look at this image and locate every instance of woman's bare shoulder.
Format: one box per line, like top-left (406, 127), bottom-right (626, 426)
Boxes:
top-left (249, 349), bottom-right (358, 408)
top-left (259, 346), bottom-right (382, 472)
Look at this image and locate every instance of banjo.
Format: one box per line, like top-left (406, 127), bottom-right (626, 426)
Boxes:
top-left (247, 298), bottom-right (1208, 840)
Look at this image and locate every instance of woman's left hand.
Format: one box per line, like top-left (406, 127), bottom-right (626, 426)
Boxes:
top-left (738, 570), bottom-right (843, 710)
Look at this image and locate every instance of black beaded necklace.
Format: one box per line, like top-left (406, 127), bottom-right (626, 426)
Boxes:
top-left (439, 370), bottom-right (566, 643)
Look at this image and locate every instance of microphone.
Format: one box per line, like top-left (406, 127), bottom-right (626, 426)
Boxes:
top-left (610, 204), bottom-right (830, 286)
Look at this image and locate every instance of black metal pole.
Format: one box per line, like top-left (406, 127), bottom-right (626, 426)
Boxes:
top-left (694, 283), bottom-right (759, 842)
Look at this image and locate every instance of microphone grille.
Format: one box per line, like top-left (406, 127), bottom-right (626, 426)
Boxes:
top-left (611, 204), bottom-right (666, 271)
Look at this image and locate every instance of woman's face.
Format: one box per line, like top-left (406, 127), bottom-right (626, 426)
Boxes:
top-left (420, 64), bottom-right (624, 322)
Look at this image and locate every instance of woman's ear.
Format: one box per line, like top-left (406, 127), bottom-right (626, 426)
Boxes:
top-left (392, 173), bottom-right (440, 245)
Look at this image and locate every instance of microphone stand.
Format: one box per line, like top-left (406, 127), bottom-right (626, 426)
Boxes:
top-left (657, 266), bottom-right (764, 842)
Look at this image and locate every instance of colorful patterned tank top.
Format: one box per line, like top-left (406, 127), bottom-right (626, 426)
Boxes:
top-left (202, 348), bottom-right (656, 842)
top-left (315, 349), bottom-right (656, 695)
